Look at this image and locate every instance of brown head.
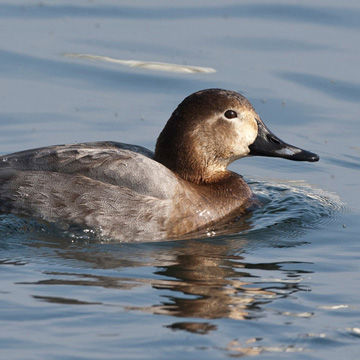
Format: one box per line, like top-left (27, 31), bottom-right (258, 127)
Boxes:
top-left (154, 89), bottom-right (319, 184)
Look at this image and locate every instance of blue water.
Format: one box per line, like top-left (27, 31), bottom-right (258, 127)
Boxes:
top-left (1, 1), bottom-right (360, 359)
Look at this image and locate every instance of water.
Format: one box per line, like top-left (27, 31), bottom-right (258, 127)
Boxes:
top-left (1, 0), bottom-right (360, 359)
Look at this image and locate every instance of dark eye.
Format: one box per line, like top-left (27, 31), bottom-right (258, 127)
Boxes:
top-left (224, 110), bottom-right (237, 119)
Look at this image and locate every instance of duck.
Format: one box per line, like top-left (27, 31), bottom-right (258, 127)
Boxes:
top-left (0, 89), bottom-right (319, 241)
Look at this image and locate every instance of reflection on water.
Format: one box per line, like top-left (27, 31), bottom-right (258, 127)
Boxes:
top-left (13, 236), bottom-right (312, 336)
top-left (129, 244), bottom-right (312, 329)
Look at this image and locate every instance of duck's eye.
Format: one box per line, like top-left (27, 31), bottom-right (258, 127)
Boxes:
top-left (224, 110), bottom-right (237, 119)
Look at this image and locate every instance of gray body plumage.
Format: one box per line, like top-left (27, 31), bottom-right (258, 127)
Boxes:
top-left (0, 142), bottom-right (180, 241)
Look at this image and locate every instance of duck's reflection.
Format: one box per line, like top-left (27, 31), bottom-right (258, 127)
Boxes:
top-left (125, 241), bottom-right (311, 331)
top-left (16, 232), bottom-right (312, 335)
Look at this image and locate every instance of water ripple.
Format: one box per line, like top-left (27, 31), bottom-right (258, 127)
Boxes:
top-left (249, 179), bottom-right (346, 233)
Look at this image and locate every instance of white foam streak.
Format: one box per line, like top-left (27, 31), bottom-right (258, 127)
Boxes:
top-left (64, 53), bottom-right (216, 74)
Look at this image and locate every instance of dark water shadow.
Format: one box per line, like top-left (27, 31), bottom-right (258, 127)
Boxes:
top-left (1, 4), bottom-right (360, 29)
top-left (325, 153), bottom-right (360, 171)
top-left (278, 72), bottom-right (360, 103)
top-left (217, 36), bottom-right (332, 52)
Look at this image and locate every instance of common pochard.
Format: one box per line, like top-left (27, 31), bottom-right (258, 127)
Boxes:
top-left (0, 89), bottom-right (319, 241)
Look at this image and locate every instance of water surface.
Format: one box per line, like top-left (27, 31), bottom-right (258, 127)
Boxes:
top-left (1, 1), bottom-right (360, 359)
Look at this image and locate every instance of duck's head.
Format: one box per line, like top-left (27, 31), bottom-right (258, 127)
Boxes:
top-left (154, 89), bottom-right (319, 184)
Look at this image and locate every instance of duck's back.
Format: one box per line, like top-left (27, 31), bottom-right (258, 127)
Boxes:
top-left (0, 142), bottom-right (179, 240)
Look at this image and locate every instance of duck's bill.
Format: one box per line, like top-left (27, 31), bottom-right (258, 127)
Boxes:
top-left (248, 119), bottom-right (319, 162)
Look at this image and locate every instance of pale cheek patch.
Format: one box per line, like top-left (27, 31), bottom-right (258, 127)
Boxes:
top-left (232, 114), bottom-right (258, 156)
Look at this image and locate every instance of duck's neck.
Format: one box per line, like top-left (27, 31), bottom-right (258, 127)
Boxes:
top-left (179, 166), bottom-right (233, 185)
top-left (191, 171), bottom-right (252, 201)
top-left (154, 151), bottom-right (228, 185)
top-left (154, 118), bottom-right (225, 184)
